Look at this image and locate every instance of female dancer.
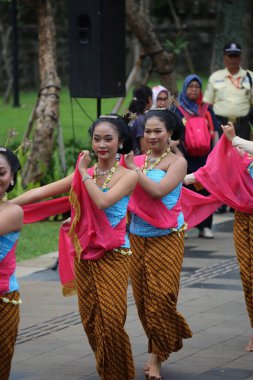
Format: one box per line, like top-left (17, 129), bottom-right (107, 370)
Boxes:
top-left (0, 147), bottom-right (23, 380)
top-left (124, 109), bottom-right (192, 380)
top-left (176, 74), bottom-right (219, 238)
top-left (12, 114), bottom-right (138, 380)
top-left (185, 122), bottom-right (253, 352)
top-left (222, 122), bottom-right (253, 351)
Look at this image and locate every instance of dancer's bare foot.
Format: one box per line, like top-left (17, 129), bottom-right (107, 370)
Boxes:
top-left (143, 355), bottom-right (151, 379)
top-left (245, 334), bottom-right (253, 352)
top-left (148, 353), bottom-right (162, 380)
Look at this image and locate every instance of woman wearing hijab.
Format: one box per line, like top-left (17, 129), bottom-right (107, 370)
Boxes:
top-left (176, 74), bottom-right (219, 239)
top-left (151, 85), bottom-right (170, 109)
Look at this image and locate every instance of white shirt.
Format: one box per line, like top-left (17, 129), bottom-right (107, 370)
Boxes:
top-left (203, 68), bottom-right (253, 117)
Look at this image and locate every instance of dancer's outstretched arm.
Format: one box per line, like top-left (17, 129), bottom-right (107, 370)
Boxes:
top-left (11, 174), bottom-right (73, 206)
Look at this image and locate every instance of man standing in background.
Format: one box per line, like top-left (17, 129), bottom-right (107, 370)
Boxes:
top-left (204, 42), bottom-right (253, 140)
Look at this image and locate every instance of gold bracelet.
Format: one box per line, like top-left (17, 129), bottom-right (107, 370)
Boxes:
top-left (82, 174), bottom-right (92, 183)
top-left (134, 167), bottom-right (141, 172)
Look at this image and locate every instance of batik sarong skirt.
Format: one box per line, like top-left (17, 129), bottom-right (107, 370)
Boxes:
top-left (74, 250), bottom-right (135, 380)
top-left (130, 231), bottom-right (192, 361)
top-left (0, 291), bottom-right (20, 380)
top-left (234, 210), bottom-right (253, 327)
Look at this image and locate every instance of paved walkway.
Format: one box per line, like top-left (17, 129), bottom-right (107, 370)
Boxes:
top-left (10, 213), bottom-right (253, 380)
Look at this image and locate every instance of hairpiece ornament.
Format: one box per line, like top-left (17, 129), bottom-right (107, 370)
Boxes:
top-left (14, 137), bottom-right (32, 153)
top-left (2, 129), bottom-right (32, 153)
top-left (122, 109), bottom-right (137, 122)
top-left (148, 107), bottom-right (167, 112)
top-left (168, 95), bottom-right (180, 110)
top-left (99, 114), bottom-right (118, 119)
top-left (5, 129), bottom-right (18, 147)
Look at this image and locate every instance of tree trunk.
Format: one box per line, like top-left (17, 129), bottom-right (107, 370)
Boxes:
top-left (210, 0), bottom-right (245, 73)
top-left (167, 0), bottom-right (194, 74)
top-left (22, 0), bottom-right (60, 187)
top-left (126, 0), bottom-right (178, 95)
top-left (241, 0), bottom-right (252, 68)
top-left (0, 21), bottom-right (13, 103)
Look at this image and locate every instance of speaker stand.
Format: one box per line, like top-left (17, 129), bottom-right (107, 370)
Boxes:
top-left (97, 98), bottom-right (101, 118)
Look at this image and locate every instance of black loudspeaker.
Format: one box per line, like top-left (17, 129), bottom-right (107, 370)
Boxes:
top-left (68, 0), bottom-right (126, 98)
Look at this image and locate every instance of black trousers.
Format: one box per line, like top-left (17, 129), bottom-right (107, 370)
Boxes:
top-left (216, 115), bottom-right (251, 140)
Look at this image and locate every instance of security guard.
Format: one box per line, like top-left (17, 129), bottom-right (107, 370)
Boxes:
top-left (204, 42), bottom-right (253, 140)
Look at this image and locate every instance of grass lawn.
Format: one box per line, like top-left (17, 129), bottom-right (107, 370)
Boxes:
top-left (16, 220), bottom-right (62, 262)
top-left (0, 76), bottom-right (198, 146)
top-left (0, 86), bottom-right (137, 147)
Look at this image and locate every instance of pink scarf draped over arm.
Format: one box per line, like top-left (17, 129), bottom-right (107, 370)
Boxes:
top-left (120, 153), bottom-right (222, 230)
top-left (21, 156), bottom-right (126, 295)
top-left (58, 157), bottom-right (126, 295)
top-left (194, 135), bottom-right (253, 213)
top-left (67, 155), bottom-right (126, 261)
top-left (23, 196), bottom-right (70, 223)
top-left (121, 155), bottom-right (182, 229)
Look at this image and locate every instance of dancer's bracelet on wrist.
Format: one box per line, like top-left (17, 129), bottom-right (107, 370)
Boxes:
top-left (82, 174), bottom-right (92, 183)
top-left (134, 167), bottom-right (141, 172)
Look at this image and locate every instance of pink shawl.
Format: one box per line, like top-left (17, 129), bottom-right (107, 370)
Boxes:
top-left (121, 154), bottom-right (221, 230)
top-left (194, 135), bottom-right (253, 213)
top-left (68, 155), bottom-right (126, 261)
top-left (125, 155), bottom-right (182, 228)
top-left (0, 243), bottom-right (17, 296)
top-left (23, 196), bottom-right (70, 223)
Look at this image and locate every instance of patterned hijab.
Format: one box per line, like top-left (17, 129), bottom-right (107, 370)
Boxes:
top-left (178, 74), bottom-right (203, 115)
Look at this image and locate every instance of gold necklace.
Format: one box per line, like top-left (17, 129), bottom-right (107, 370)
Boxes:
top-left (95, 168), bottom-right (111, 177)
top-left (93, 161), bottom-right (119, 189)
top-left (143, 147), bottom-right (171, 174)
top-left (0, 193), bottom-right (8, 204)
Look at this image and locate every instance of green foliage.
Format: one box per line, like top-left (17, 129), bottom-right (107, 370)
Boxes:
top-left (151, 0), bottom-right (170, 20)
top-left (163, 36), bottom-right (188, 56)
top-left (64, 138), bottom-right (92, 173)
top-left (0, 87), bottom-right (121, 147)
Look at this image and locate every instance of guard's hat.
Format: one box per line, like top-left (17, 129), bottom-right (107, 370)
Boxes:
top-left (224, 42), bottom-right (241, 56)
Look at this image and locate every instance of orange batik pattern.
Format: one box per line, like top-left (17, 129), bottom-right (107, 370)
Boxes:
top-left (130, 231), bottom-right (192, 361)
top-left (0, 291), bottom-right (20, 380)
top-left (74, 251), bottom-right (135, 380)
top-left (234, 210), bottom-right (253, 327)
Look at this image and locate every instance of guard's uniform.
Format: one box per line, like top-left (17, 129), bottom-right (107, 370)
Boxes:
top-left (204, 68), bottom-right (253, 139)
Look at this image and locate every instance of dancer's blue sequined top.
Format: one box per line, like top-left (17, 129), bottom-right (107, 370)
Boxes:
top-left (103, 189), bottom-right (130, 248)
top-left (0, 231), bottom-right (20, 294)
top-left (129, 169), bottom-right (184, 237)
